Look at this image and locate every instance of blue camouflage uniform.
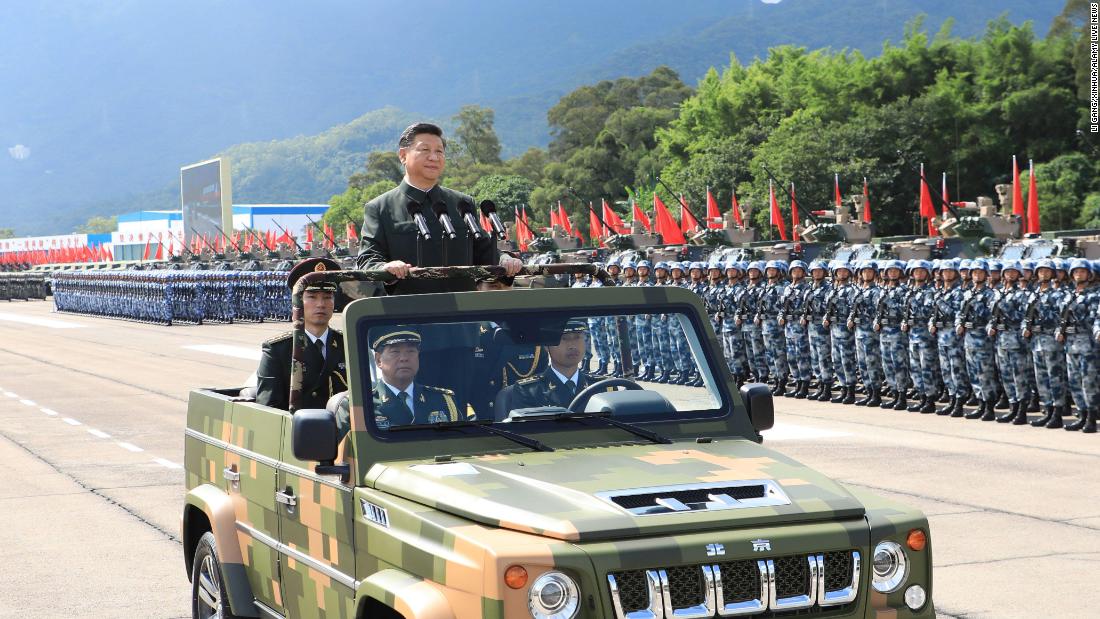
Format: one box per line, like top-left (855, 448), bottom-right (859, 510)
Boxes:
top-left (824, 263), bottom-right (859, 393)
top-left (756, 261), bottom-right (789, 387)
top-left (803, 261), bottom-right (834, 389)
top-left (720, 261), bottom-right (748, 379)
top-left (988, 262), bottom-right (1031, 407)
top-left (1021, 263), bottom-right (1069, 417)
top-left (875, 260), bottom-right (911, 402)
top-left (903, 261), bottom-right (940, 402)
top-left (1057, 259), bottom-right (1100, 430)
top-left (955, 272), bottom-right (999, 407)
top-left (929, 262), bottom-right (969, 410)
top-left (780, 260), bottom-right (812, 387)
top-left (739, 263), bottom-right (770, 382)
top-left (848, 263), bottom-right (884, 400)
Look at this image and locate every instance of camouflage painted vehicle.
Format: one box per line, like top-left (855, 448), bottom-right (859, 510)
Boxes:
top-left (996, 229), bottom-right (1100, 261)
top-left (182, 266), bottom-right (934, 619)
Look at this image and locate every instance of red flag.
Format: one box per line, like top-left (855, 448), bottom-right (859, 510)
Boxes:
top-left (305, 226), bottom-right (314, 250)
top-left (549, 205), bottom-right (560, 230)
top-left (790, 183), bottom-right (800, 241)
top-left (106, 245), bottom-right (114, 262)
top-left (769, 181), bottom-right (789, 241)
top-left (1012, 155), bottom-right (1025, 219)
top-left (834, 173), bottom-right (842, 208)
top-left (679, 195), bottom-right (700, 234)
top-left (325, 224), bottom-right (336, 249)
top-left (631, 201), bottom-right (652, 232)
top-left (1027, 159), bottom-right (1041, 234)
top-left (941, 173), bottom-right (950, 218)
top-left (706, 187), bottom-right (722, 229)
top-left (653, 193), bottom-right (686, 244)
top-left (154, 238), bottom-right (164, 260)
top-left (730, 190), bottom-right (743, 226)
top-left (919, 164), bottom-right (936, 236)
top-left (480, 212), bottom-right (492, 234)
top-left (558, 204), bottom-right (574, 235)
top-left (520, 207), bottom-right (534, 251)
top-left (602, 200), bottom-right (626, 234)
top-left (862, 178), bottom-right (872, 223)
top-left (142, 237), bottom-right (151, 260)
top-left (588, 207), bottom-right (604, 245)
top-left (346, 221), bottom-right (358, 243)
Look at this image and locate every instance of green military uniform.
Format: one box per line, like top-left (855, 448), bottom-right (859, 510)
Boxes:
top-left (371, 381), bottom-right (459, 429)
top-left (256, 330), bottom-right (348, 411)
top-left (511, 366), bottom-right (602, 410)
top-left (469, 322), bottom-right (547, 419)
top-left (356, 180), bottom-right (499, 295)
top-left (255, 257), bottom-right (347, 411)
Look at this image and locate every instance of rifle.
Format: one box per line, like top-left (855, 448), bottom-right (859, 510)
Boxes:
top-left (759, 165), bottom-right (820, 226)
top-left (189, 226), bottom-right (216, 253)
top-left (166, 229), bottom-right (198, 259)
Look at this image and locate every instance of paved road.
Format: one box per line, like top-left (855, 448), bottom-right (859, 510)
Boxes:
top-left (0, 301), bottom-right (1097, 618)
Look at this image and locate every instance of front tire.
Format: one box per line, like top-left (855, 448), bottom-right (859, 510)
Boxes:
top-left (191, 532), bottom-right (243, 619)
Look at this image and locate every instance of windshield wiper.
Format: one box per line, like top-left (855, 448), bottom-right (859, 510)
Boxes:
top-left (389, 419), bottom-right (553, 452)
top-left (510, 411), bottom-right (672, 445)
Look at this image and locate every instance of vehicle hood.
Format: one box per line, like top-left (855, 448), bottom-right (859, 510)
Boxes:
top-left (369, 440), bottom-right (865, 542)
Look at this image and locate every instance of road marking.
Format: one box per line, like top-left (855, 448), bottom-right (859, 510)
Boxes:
top-left (61, 417), bottom-right (82, 426)
top-left (761, 421), bottom-right (851, 441)
top-left (116, 442), bottom-right (144, 453)
top-left (153, 457), bottom-right (183, 469)
top-left (39, 408), bottom-right (59, 416)
top-left (19, 399), bottom-right (37, 407)
top-left (3, 391), bottom-right (18, 398)
top-left (182, 344), bottom-right (262, 361)
top-left (0, 311), bottom-right (84, 329)
top-left (86, 428), bottom-right (111, 439)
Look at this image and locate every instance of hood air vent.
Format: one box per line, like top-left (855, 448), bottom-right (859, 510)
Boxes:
top-left (596, 480), bottom-right (791, 516)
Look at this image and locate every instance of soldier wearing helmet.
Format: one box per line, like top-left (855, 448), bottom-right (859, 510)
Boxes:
top-left (987, 261), bottom-right (1032, 424)
top-left (802, 260), bottom-right (834, 401)
top-left (779, 260), bottom-right (813, 398)
top-left (824, 261), bottom-right (858, 404)
top-left (930, 259), bottom-right (971, 416)
top-left (719, 260), bottom-right (749, 385)
top-left (756, 260), bottom-right (790, 395)
top-left (875, 260), bottom-right (911, 410)
top-left (903, 259), bottom-right (941, 413)
top-left (1021, 258), bottom-right (1070, 427)
top-left (847, 260), bottom-right (884, 407)
top-left (1054, 259), bottom-right (1098, 432)
top-left (955, 259), bottom-right (999, 420)
top-left (738, 260), bottom-right (770, 385)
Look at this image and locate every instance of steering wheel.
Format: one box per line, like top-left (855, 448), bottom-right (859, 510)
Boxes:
top-left (568, 377), bottom-right (643, 412)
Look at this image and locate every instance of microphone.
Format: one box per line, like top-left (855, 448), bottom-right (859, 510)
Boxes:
top-left (405, 200), bottom-right (432, 239)
top-left (432, 201), bottom-right (457, 240)
top-left (459, 199), bottom-right (486, 240)
top-left (479, 200), bottom-right (507, 240)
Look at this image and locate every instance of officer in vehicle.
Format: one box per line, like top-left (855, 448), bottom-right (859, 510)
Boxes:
top-left (371, 327), bottom-right (459, 428)
top-left (255, 257), bottom-right (348, 411)
top-left (511, 320), bottom-right (604, 410)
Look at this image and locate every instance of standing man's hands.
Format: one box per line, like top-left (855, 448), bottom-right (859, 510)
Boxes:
top-left (499, 255), bottom-right (523, 277)
top-left (383, 260), bottom-right (412, 278)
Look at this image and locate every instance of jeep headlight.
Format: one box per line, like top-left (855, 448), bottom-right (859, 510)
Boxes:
top-left (528, 571), bottom-right (579, 619)
top-left (871, 541), bottom-right (909, 593)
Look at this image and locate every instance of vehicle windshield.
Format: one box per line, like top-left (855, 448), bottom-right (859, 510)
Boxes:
top-left (357, 309), bottom-right (727, 433)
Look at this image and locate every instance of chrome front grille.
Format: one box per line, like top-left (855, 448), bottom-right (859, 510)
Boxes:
top-left (608, 550), bottom-right (860, 618)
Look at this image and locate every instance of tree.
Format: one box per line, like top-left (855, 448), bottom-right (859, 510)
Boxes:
top-left (348, 151), bottom-right (403, 188)
top-left (73, 215), bottom-right (117, 234)
top-left (470, 175), bottom-right (535, 214)
top-left (325, 180), bottom-right (396, 225)
top-left (0, 228), bottom-right (14, 239)
top-left (452, 105), bottom-right (502, 166)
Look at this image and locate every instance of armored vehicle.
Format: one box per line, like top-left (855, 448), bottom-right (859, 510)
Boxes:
top-left (183, 266), bottom-right (933, 619)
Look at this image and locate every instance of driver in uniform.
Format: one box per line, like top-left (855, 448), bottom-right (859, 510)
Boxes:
top-left (370, 327), bottom-right (459, 429)
top-left (512, 320), bottom-right (604, 409)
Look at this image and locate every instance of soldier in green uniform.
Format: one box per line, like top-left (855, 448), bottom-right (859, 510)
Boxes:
top-left (511, 320), bottom-right (605, 410)
top-left (370, 327), bottom-right (459, 429)
top-left (356, 122), bottom-right (522, 295)
top-left (255, 257), bottom-right (348, 411)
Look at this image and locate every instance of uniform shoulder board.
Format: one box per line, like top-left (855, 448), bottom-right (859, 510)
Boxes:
top-left (516, 376), bottom-right (540, 385)
top-left (424, 384), bottom-right (455, 395)
top-left (263, 332), bottom-right (293, 346)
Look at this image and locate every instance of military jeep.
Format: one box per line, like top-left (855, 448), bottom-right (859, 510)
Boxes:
top-left (183, 266), bottom-right (933, 619)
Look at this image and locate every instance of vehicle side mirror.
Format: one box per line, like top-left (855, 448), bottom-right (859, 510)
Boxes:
top-left (291, 409), bottom-right (349, 481)
top-left (739, 383), bottom-right (774, 432)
